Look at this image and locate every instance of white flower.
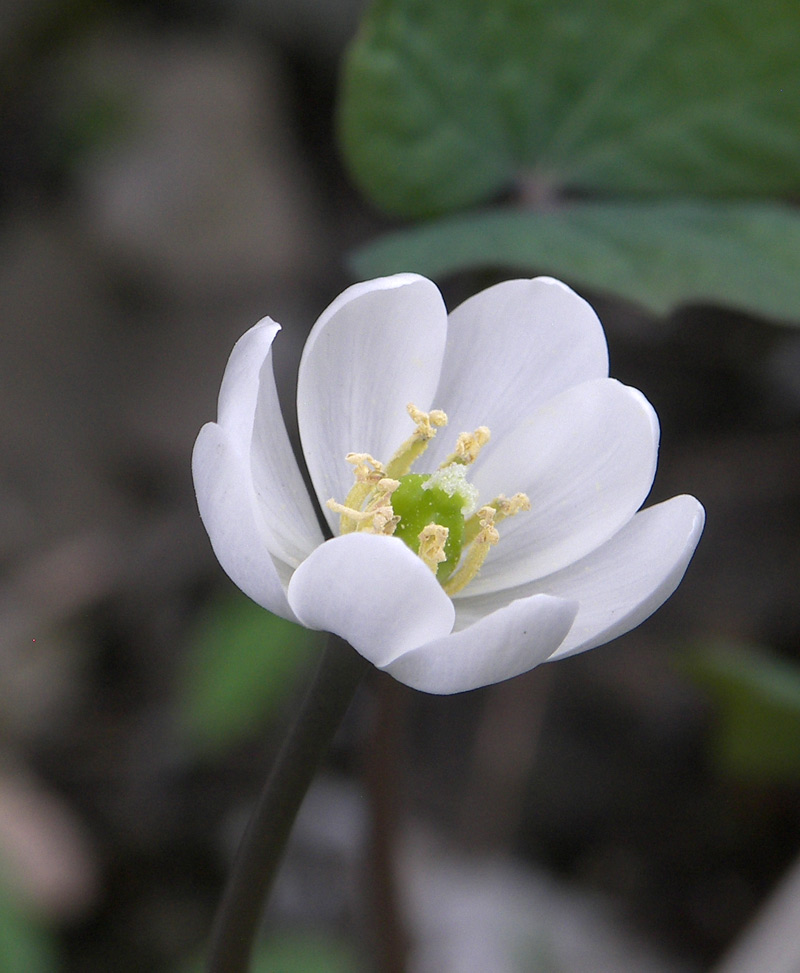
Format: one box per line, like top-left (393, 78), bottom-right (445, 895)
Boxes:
top-left (192, 275), bottom-right (704, 695)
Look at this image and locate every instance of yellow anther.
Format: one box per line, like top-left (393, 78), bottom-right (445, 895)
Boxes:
top-left (329, 402), bottom-right (529, 596)
top-left (442, 426), bottom-right (491, 467)
top-left (418, 523), bottom-right (449, 574)
top-left (342, 453), bottom-right (388, 514)
top-left (372, 510), bottom-right (400, 534)
top-left (407, 403), bottom-right (448, 439)
top-left (494, 493), bottom-right (531, 523)
top-left (475, 505), bottom-right (500, 545)
top-left (464, 491), bottom-right (530, 544)
top-left (443, 507), bottom-right (499, 596)
top-left (328, 477), bottom-right (400, 535)
top-left (365, 477), bottom-right (399, 534)
top-left (385, 403), bottom-right (449, 479)
top-left (345, 453), bottom-right (386, 482)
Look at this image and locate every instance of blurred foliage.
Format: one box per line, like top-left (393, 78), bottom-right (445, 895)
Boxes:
top-left (341, 0), bottom-right (800, 214)
top-left (245, 934), bottom-right (361, 973)
top-left (339, 0), bottom-right (800, 322)
top-left (52, 85), bottom-right (138, 175)
top-left (184, 933), bottom-right (362, 973)
top-left (179, 593), bottom-right (321, 757)
top-left (0, 875), bottom-right (59, 973)
top-left (350, 202), bottom-right (800, 321)
top-left (0, 0), bottom-right (106, 97)
top-left (683, 640), bottom-right (800, 783)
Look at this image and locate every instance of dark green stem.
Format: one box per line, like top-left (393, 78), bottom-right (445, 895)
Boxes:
top-left (206, 634), bottom-right (370, 973)
top-left (364, 674), bottom-right (409, 973)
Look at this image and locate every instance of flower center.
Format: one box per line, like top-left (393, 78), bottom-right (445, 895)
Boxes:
top-left (327, 404), bottom-right (529, 595)
top-left (392, 471), bottom-right (470, 582)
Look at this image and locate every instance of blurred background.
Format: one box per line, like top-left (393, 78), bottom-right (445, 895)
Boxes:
top-left (2, 1), bottom-right (800, 971)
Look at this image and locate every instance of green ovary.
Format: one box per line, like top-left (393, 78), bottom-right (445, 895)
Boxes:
top-left (391, 473), bottom-right (466, 581)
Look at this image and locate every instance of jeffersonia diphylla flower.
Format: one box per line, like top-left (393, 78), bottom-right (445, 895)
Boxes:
top-left (192, 274), bottom-right (704, 694)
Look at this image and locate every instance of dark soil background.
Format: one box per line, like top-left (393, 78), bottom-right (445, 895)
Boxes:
top-left (2, 2), bottom-right (799, 971)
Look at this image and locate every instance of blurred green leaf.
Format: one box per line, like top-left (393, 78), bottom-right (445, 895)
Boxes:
top-left (339, 0), bottom-right (800, 218)
top-left (179, 593), bottom-right (321, 756)
top-left (351, 201), bottom-right (800, 323)
top-left (56, 90), bottom-right (135, 171)
top-left (248, 935), bottom-right (361, 973)
top-left (682, 640), bottom-right (800, 783)
top-left (0, 876), bottom-right (59, 973)
top-left (182, 933), bottom-right (361, 973)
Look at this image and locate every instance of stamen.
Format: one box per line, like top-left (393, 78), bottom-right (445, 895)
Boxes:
top-left (494, 492), bottom-right (531, 523)
top-left (441, 426), bottom-right (490, 467)
top-left (342, 453), bottom-right (388, 515)
top-left (464, 492), bottom-right (530, 544)
top-left (418, 523), bottom-right (449, 574)
top-left (328, 404), bottom-right (529, 596)
top-left (408, 403), bottom-right (448, 438)
top-left (326, 498), bottom-right (375, 524)
top-left (370, 478), bottom-right (401, 535)
top-left (443, 506), bottom-right (500, 596)
top-left (346, 452), bottom-right (386, 481)
top-left (385, 403), bottom-right (448, 479)
top-left (328, 477), bottom-right (400, 535)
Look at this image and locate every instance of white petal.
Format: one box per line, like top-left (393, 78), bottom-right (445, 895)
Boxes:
top-left (456, 496), bottom-right (704, 660)
top-left (287, 533), bottom-right (455, 662)
top-left (543, 495), bottom-right (705, 660)
top-left (466, 378), bottom-right (660, 593)
top-left (383, 594), bottom-right (578, 695)
top-left (297, 275), bottom-right (448, 530)
top-left (217, 319), bottom-right (279, 452)
top-left (192, 422), bottom-right (297, 622)
top-left (250, 346), bottom-right (325, 568)
top-left (217, 318), bottom-right (324, 565)
top-left (425, 277), bottom-right (608, 468)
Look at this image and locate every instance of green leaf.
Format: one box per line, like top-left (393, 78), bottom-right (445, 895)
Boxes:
top-left (350, 201), bottom-right (800, 323)
top-left (181, 934), bottom-right (361, 973)
top-left (339, 0), bottom-right (800, 217)
top-left (682, 640), bottom-right (800, 783)
top-left (0, 877), bottom-right (59, 973)
top-left (179, 593), bottom-right (321, 756)
top-left (248, 935), bottom-right (361, 973)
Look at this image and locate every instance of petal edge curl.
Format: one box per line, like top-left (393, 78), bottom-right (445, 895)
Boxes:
top-left (217, 318), bottom-right (280, 451)
top-left (192, 422), bottom-right (296, 621)
top-left (543, 494), bottom-right (705, 660)
top-left (214, 318), bottom-right (323, 565)
top-left (452, 495), bottom-right (705, 655)
top-left (384, 593), bottom-right (577, 694)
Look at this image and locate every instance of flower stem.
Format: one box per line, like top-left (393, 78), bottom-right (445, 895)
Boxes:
top-left (205, 633), bottom-right (370, 973)
top-left (364, 674), bottom-right (410, 972)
